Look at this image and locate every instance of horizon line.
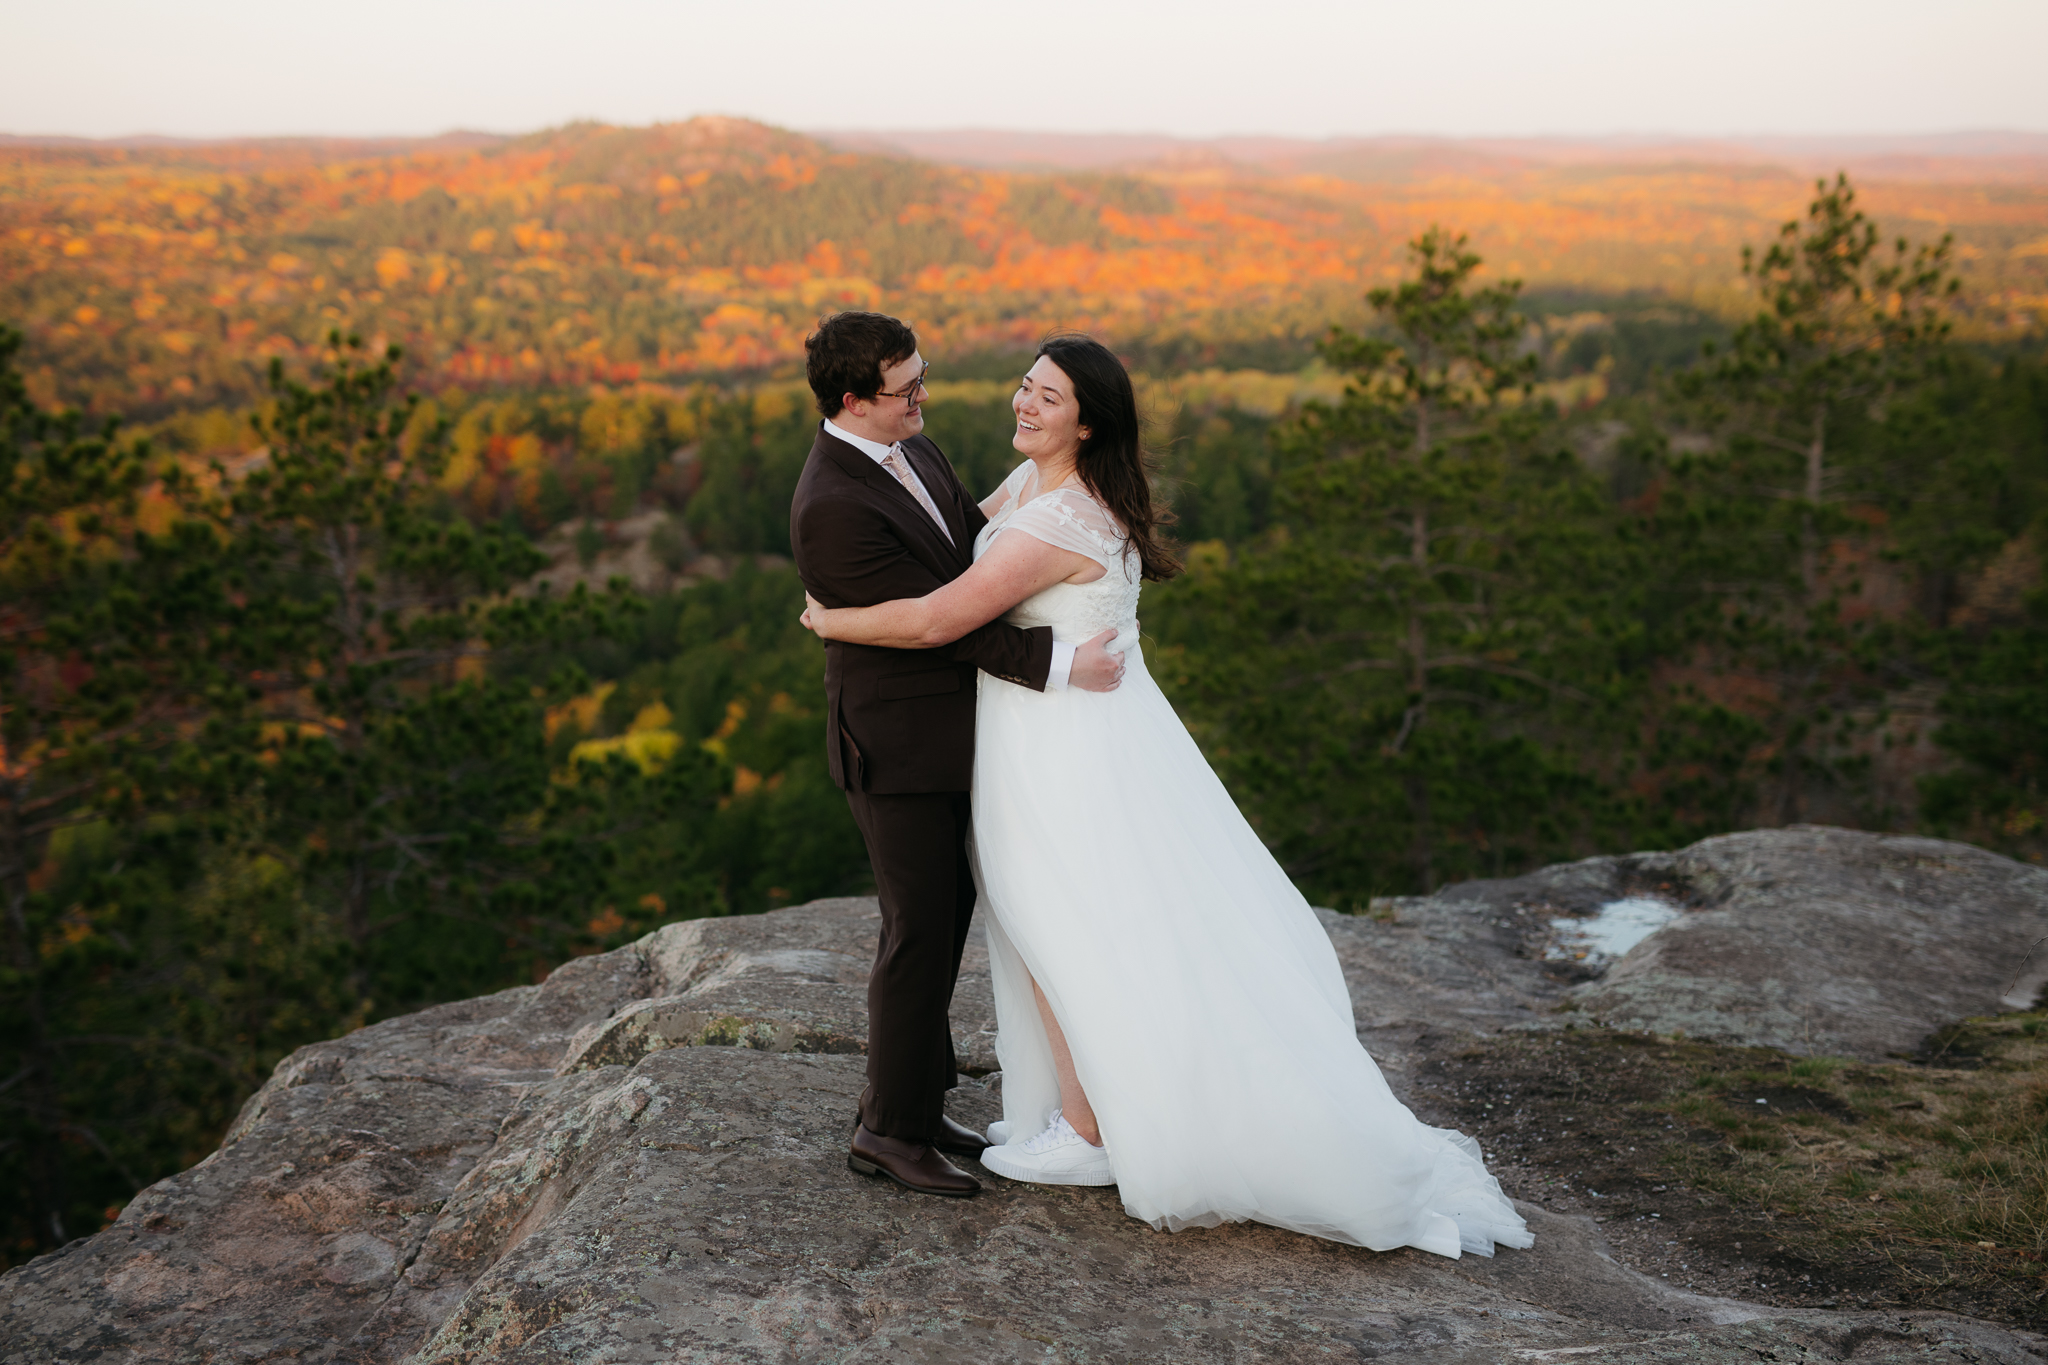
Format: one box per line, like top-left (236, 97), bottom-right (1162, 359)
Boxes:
top-left (7, 121), bottom-right (2048, 146)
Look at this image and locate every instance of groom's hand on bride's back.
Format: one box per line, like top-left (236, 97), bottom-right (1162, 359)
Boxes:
top-left (1070, 628), bottom-right (1125, 692)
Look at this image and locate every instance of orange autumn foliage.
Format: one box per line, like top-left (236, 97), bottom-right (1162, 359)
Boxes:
top-left (4, 117), bottom-right (2045, 416)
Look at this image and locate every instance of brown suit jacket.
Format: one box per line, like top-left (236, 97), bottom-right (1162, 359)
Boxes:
top-left (790, 424), bottom-right (1052, 794)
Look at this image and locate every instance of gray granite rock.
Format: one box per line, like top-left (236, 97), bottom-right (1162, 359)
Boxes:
top-left (3, 829), bottom-right (2042, 1363)
top-left (1333, 825), bottom-right (2048, 1062)
top-left (1559, 827), bottom-right (2048, 1058)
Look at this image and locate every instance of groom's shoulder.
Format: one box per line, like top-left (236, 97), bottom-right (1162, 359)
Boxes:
top-left (902, 431), bottom-right (962, 483)
top-left (795, 424), bottom-right (856, 489)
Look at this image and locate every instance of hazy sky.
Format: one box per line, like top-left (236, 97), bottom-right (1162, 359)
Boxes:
top-left (5, 0), bottom-right (2043, 141)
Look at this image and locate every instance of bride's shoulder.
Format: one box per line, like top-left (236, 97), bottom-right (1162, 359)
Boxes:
top-left (1014, 483), bottom-right (1127, 549)
top-left (1045, 482), bottom-right (1120, 525)
top-left (1029, 485), bottom-right (1099, 519)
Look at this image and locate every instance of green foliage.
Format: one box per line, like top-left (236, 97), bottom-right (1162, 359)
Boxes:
top-left (683, 389), bottom-right (815, 555)
top-left (1871, 350), bottom-right (2048, 617)
top-left (1159, 406), bottom-right (1276, 545)
top-left (1528, 294), bottom-right (1730, 396)
top-left (1, 319), bottom-right (215, 1254)
top-left (173, 804), bottom-right (358, 1082)
top-left (1151, 228), bottom-right (1631, 895)
top-left (515, 561), bottom-right (872, 915)
top-left (431, 387), bottom-right (698, 534)
top-left (199, 336), bottom-right (656, 985)
top-left (1149, 189), bottom-right (2040, 905)
top-left (1922, 612), bottom-right (2048, 864)
top-left (1681, 173), bottom-right (1957, 600)
top-left (1646, 177), bottom-right (1964, 825)
top-left (1911, 355), bottom-right (2048, 862)
top-left (1005, 174), bottom-right (1176, 248)
top-left (0, 335), bottom-right (738, 1264)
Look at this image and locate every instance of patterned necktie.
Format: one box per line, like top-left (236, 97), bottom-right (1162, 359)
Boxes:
top-left (881, 445), bottom-right (954, 544)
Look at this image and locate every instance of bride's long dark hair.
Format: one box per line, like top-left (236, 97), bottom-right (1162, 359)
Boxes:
top-left (1036, 333), bottom-right (1181, 583)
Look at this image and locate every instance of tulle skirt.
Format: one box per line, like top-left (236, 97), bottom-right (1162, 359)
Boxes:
top-left (971, 643), bottom-right (1533, 1258)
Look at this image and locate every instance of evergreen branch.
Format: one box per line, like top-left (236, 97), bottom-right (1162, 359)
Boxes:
top-left (1421, 656), bottom-right (1592, 702)
top-left (58, 1121), bottom-right (146, 1193)
top-left (52, 1034), bottom-right (242, 1074)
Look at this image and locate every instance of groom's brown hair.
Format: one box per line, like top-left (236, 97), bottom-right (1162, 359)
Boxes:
top-left (805, 311), bottom-right (918, 418)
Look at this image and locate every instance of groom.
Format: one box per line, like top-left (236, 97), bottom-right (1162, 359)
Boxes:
top-left (790, 311), bottom-right (1122, 1198)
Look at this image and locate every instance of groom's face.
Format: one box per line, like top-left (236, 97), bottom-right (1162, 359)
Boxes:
top-left (861, 350), bottom-right (927, 445)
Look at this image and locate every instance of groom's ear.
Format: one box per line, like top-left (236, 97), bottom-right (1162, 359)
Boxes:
top-left (841, 392), bottom-right (869, 419)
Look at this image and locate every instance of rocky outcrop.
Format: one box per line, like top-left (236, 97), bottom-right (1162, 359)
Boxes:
top-left (1556, 827), bottom-right (2045, 1058)
top-left (555, 903), bottom-right (896, 1074)
top-left (1347, 825), bottom-right (2048, 1063)
top-left (3, 830), bottom-right (2043, 1363)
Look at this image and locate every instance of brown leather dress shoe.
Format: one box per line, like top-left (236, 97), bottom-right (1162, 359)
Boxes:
top-left (847, 1087), bottom-right (988, 1159)
top-left (933, 1113), bottom-right (991, 1158)
top-left (849, 1124), bottom-right (980, 1197)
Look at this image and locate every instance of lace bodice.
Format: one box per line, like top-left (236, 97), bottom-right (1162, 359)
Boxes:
top-left (974, 462), bottom-right (1142, 642)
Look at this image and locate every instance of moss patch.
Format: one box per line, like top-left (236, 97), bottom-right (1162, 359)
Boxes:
top-left (1407, 1014), bottom-right (2048, 1328)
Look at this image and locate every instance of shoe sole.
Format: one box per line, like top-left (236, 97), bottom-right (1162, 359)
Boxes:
top-left (978, 1148), bottom-right (1117, 1187)
top-left (848, 1154), bottom-right (978, 1198)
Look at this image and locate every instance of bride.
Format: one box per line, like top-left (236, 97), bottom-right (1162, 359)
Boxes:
top-left (799, 334), bottom-right (1532, 1259)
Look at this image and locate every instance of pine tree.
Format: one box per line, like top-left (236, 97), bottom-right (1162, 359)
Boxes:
top-left (0, 322), bottom-right (219, 1249)
top-left (0, 332), bottom-right (728, 1259)
top-left (1662, 175), bottom-right (1959, 824)
top-left (204, 334), bottom-right (722, 1007)
top-left (1155, 230), bottom-right (1626, 896)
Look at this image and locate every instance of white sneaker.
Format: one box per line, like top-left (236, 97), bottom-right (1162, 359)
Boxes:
top-left (985, 1120), bottom-right (1013, 1145)
top-left (979, 1111), bottom-right (1115, 1187)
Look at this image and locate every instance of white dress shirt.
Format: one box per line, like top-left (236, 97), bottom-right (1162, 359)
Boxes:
top-left (824, 418), bottom-right (1074, 690)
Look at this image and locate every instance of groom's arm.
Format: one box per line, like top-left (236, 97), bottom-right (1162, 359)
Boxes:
top-left (946, 616), bottom-right (1054, 692)
top-left (794, 495), bottom-right (1055, 692)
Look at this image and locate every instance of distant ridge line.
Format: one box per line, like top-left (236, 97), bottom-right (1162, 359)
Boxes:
top-left (0, 130), bottom-right (509, 153)
top-left (7, 126), bottom-right (2045, 160)
top-left (6, 121), bottom-right (2048, 185)
top-left (811, 128), bottom-right (2048, 183)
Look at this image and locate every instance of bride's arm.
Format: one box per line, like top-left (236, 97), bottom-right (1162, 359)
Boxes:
top-left (801, 532), bottom-right (1094, 649)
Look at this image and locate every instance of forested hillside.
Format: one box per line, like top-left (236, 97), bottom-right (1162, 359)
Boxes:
top-left (5, 119), bottom-right (2046, 414)
top-left (3, 126), bottom-right (2045, 1269)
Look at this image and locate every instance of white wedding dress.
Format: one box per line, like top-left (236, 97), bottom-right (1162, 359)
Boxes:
top-left (969, 461), bottom-right (1533, 1258)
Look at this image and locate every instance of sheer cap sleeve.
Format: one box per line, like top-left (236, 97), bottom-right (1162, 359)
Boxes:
top-left (996, 486), bottom-right (1130, 572)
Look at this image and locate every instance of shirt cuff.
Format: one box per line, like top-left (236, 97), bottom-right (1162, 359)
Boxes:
top-left (1045, 640), bottom-right (1075, 691)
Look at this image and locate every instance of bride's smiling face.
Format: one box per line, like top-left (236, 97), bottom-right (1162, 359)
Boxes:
top-left (1012, 356), bottom-right (1091, 465)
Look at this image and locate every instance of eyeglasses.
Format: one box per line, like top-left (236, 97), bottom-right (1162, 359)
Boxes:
top-left (875, 362), bottom-right (930, 402)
